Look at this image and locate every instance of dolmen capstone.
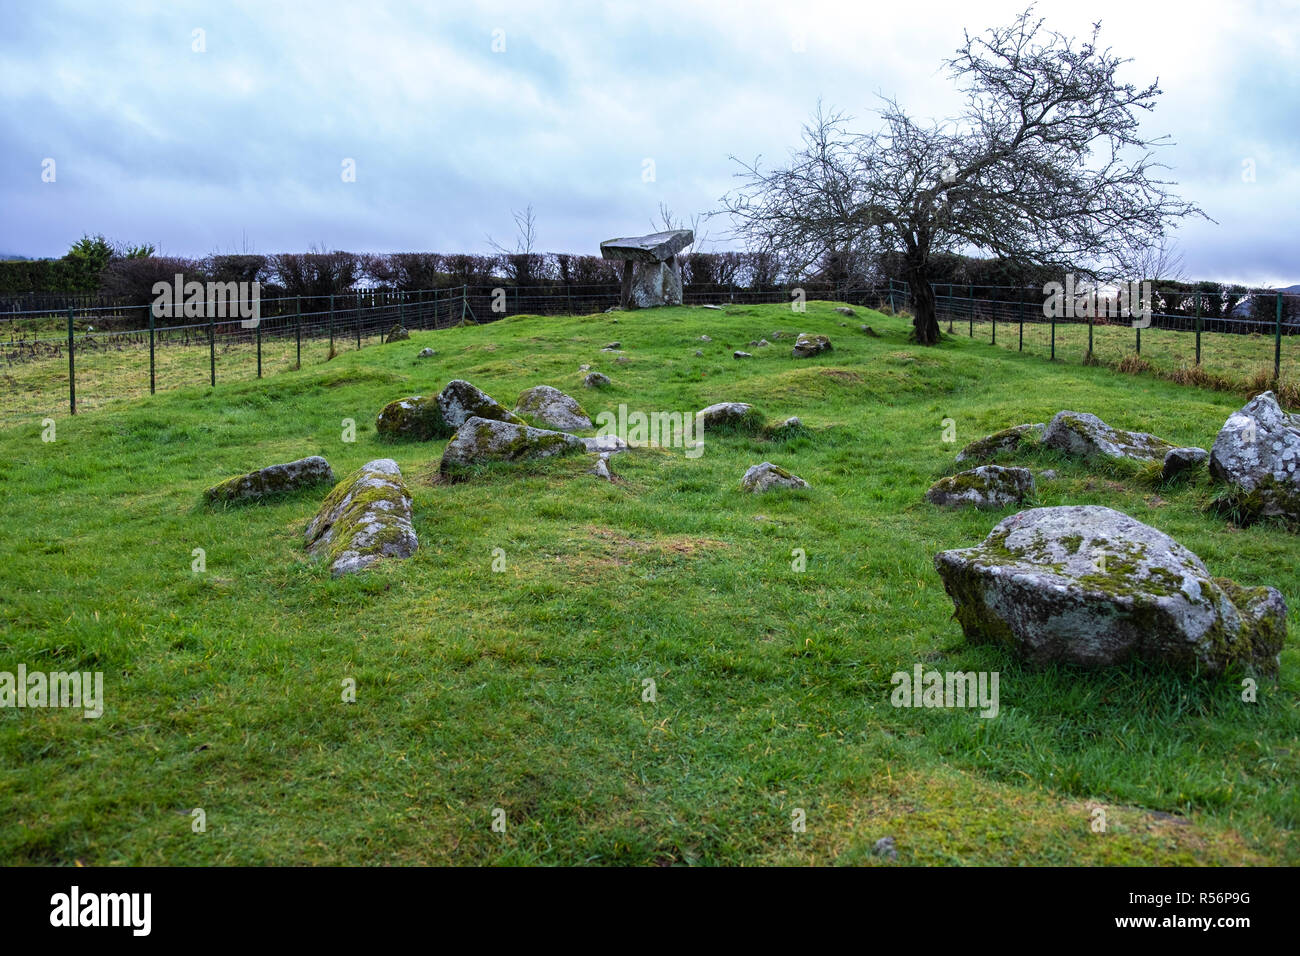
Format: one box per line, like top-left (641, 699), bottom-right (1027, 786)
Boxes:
top-left (934, 505), bottom-right (1285, 677)
top-left (599, 229), bottom-right (693, 309)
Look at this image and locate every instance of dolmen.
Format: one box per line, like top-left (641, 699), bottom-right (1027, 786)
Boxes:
top-left (599, 229), bottom-right (693, 309)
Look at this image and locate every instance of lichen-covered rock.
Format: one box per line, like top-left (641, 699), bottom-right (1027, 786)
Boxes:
top-left (388, 325), bottom-right (410, 342)
top-left (860, 325), bottom-right (881, 337)
top-left (205, 456), bottom-right (335, 504)
top-left (418, 347), bottom-right (435, 358)
top-left (1042, 411), bottom-right (1173, 463)
top-left (1209, 392), bottom-right (1300, 519)
top-left (1161, 446), bottom-right (1208, 482)
top-left (603, 342), bottom-right (621, 350)
top-left (835, 307), bottom-right (856, 317)
top-left (741, 462), bottom-right (810, 493)
top-left (733, 351), bottom-right (753, 359)
top-left (305, 459), bottom-right (417, 576)
top-left (934, 505), bottom-right (1285, 676)
top-left (792, 333), bottom-right (832, 358)
top-left (956, 423), bottom-right (1045, 463)
top-left (439, 416), bottom-right (587, 478)
top-left (584, 372), bottom-right (611, 389)
top-left (513, 385), bottom-right (592, 430)
top-left (926, 465), bottom-right (1035, 509)
top-left (696, 402), bottom-right (760, 432)
top-left (377, 380), bottom-right (520, 441)
top-left (699, 334), bottom-right (712, 341)
top-left (436, 380), bottom-right (522, 431)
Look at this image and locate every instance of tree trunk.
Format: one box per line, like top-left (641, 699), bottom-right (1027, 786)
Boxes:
top-left (908, 270), bottom-right (940, 345)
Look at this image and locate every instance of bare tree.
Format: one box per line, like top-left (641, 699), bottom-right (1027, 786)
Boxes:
top-left (721, 7), bottom-right (1207, 344)
top-left (488, 205), bottom-right (545, 285)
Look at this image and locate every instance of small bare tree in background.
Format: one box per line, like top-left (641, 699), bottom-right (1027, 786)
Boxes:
top-left (488, 205), bottom-right (547, 285)
top-left (722, 7), bottom-right (1207, 344)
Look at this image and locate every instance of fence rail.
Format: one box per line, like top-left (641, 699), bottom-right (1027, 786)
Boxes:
top-left (2, 278), bottom-right (1295, 422)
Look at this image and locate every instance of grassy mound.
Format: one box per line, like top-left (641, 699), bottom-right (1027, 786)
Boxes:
top-left (0, 300), bottom-right (1295, 865)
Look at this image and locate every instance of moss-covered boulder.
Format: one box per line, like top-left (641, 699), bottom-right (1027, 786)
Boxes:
top-left (934, 505), bottom-right (1285, 677)
top-left (387, 325), bottom-right (410, 342)
top-left (439, 417), bottom-right (587, 479)
top-left (1042, 410), bottom-right (1173, 463)
top-left (741, 461), bottom-right (810, 493)
top-left (792, 333), bottom-right (832, 358)
top-left (376, 395), bottom-right (450, 441)
top-left (513, 385), bottom-right (593, 431)
top-left (436, 380), bottom-right (522, 431)
top-left (204, 456), bottom-right (335, 504)
top-left (926, 465), bottom-right (1035, 509)
top-left (304, 459), bottom-right (417, 576)
top-left (376, 380), bottom-right (521, 442)
top-left (955, 423), bottom-right (1045, 463)
top-left (1209, 391), bottom-right (1300, 520)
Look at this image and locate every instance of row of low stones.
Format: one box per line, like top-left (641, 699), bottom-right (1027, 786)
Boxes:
top-left (925, 391), bottom-right (1299, 515)
top-left (927, 391), bottom-right (1299, 677)
top-left (203, 385), bottom-right (812, 577)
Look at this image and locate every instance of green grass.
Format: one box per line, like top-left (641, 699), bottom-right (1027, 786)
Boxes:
top-left (0, 301), bottom-right (1296, 865)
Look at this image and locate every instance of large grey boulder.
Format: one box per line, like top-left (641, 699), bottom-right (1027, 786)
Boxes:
top-left (934, 505), bottom-right (1285, 676)
top-left (440, 417), bottom-right (587, 478)
top-left (513, 385), bottom-right (593, 431)
top-left (926, 465), bottom-right (1035, 509)
top-left (1209, 392), bottom-right (1300, 519)
top-left (205, 456), bottom-right (335, 504)
top-left (956, 424), bottom-right (1045, 463)
top-left (741, 462), bottom-right (810, 493)
top-left (1041, 411), bottom-right (1173, 463)
top-left (305, 459), bottom-right (417, 576)
top-left (377, 380), bottom-right (521, 441)
top-left (792, 333), bottom-right (832, 358)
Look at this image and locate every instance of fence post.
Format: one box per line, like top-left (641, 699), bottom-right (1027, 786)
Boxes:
top-left (67, 307), bottom-right (76, 415)
top-left (991, 293), bottom-right (996, 346)
top-left (256, 311), bottom-right (262, 378)
top-left (208, 310), bottom-right (216, 387)
top-left (968, 285), bottom-right (974, 337)
top-left (947, 284), bottom-right (953, 333)
top-left (1136, 320), bottom-right (1141, 356)
top-left (1276, 291), bottom-right (1284, 380)
top-left (329, 293), bottom-right (335, 353)
top-left (888, 280), bottom-right (896, 313)
top-left (295, 295), bottom-right (302, 368)
top-left (358, 291), bottom-right (363, 350)
top-left (1018, 284), bottom-right (1024, 352)
top-left (1194, 292), bottom-right (1202, 365)
top-left (461, 285), bottom-right (468, 325)
top-left (148, 305), bottom-right (156, 394)
top-left (1050, 307), bottom-right (1056, 361)
top-left (1088, 307), bottom-right (1094, 357)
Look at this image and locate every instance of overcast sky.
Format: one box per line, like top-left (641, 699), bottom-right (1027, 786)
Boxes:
top-left (1, 0), bottom-right (1296, 285)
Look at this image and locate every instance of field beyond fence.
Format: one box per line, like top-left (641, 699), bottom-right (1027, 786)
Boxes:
top-left (1, 280), bottom-right (1297, 422)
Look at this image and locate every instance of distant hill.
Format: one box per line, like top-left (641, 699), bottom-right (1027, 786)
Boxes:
top-left (0, 254), bottom-right (34, 261)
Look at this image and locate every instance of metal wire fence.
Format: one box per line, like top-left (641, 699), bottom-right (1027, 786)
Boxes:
top-left (0, 283), bottom-right (898, 422)
top-left (11, 275), bottom-right (1289, 423)
top-left (926, 282), bottom-right (1300, 392)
